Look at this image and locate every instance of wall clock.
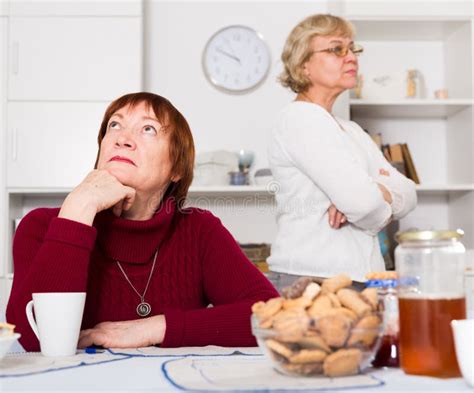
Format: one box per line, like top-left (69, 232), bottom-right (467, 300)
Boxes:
top-left (202, 25), bottom-right (271, 93)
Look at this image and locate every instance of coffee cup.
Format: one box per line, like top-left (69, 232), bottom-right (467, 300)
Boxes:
top-left (26, 292), bottom-right (86, 357)
top-left (451, 319), bottom-right (474, 387)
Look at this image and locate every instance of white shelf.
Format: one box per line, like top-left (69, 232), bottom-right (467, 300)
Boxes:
top-left (416, 184), bottom-right (474, 195)
top-left (8, 185), bottom-right (474, 198)
top-left (7, 186), bottom-right (276, 198)
top-left (188, 185), bottom-right (273, 197)
top-left (350, 99), bottom-right (473, 118)
top-left (351, 19), bottom-right (471, 41)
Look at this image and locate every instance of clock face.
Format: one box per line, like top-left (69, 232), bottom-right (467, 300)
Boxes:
top-left (202, 25), bottom-right (271, 93)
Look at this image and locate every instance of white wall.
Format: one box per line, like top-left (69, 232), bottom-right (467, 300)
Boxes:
top-left (144, 0), bottom-right (340, 176)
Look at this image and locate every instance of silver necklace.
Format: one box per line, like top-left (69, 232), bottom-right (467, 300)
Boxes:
top-left (116, 249), bottom-right (158, 317)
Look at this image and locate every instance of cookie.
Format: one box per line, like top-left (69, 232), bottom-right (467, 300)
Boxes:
top-left (297, 332), bottom-right (331, 353)
top-left (265, 338), bottom-right (294, 359)
top-left (323, 348), bottom-right (362, 377)
top-left (282, 296), bottom-right (313, 310)
top-left (252, 297), bottom-right (284, 325)
top-left (321, 274), bottom-right (352, 294)
top-left (282, 362), bottom-right (324, 375)
top-left (327, 292), bottom-right (342, 308)
top-left (281, 277), bottom-right (313, 299)
top-left (347, 315), bottom-right (381, 348)
top-left (302, 282), bottom-right (321, 300)
top-left (360, 287), bottom-right (378, 310)
top-left (289, 349), bottom-right (327, 364)
top-left (337, 288), bottom-right (372, 316)
top-left (273, 312), bottom-right (309, 339)
top-left (316, 313), bottom-right (352, 348)
top-left (307, 294), bottom-right (333, 318)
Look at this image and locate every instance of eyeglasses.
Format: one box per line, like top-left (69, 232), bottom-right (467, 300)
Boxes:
top-left (310, 43), bottom-right (364, 58)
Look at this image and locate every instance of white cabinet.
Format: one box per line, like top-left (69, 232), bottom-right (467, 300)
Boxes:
top-left (9, 16), bottom-right (142, 101)
top-left (7, 102), bottom-right (108, 188)
top-left (0, 2), bottom-right (144, 301)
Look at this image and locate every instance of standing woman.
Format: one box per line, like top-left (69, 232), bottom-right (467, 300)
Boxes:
top-left (267, 14), bottom-right (416, 289)
top-left (7, 92), bottom-right (278, 351)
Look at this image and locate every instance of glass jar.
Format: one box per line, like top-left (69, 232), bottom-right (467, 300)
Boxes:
top-left (395, 229), bottom-right (466, 378)
top-left (369, 278), bottom-right (400, 368)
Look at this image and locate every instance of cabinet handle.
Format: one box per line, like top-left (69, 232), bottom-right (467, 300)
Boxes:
top-left (11, 41), bottom-right (19, 75)
top-left (11, 128), bottom-right (18, 161)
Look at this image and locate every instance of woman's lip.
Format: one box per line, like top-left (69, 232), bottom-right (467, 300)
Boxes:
top-left (109, 156), bottom-right (136, 166)
top-left (346, 70), bottom-right (357, 75)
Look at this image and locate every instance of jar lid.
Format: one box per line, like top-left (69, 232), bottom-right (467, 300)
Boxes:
top-left (395, 229), bottom-right (464, 242)
top-left (366, 279), bottom-right (398, 288)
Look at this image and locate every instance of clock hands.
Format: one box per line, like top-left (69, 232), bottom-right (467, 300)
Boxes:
top-left (216, 47), bottom-right (241, 65)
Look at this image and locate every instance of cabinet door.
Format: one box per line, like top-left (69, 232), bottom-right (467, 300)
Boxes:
top-left (8, 17), bottom-right (142, 101)
top-left (7, 102), bottom-right (108, 188)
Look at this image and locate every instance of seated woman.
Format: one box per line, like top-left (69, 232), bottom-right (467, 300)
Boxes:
top-left (6, 92), bottom-right (278, 351)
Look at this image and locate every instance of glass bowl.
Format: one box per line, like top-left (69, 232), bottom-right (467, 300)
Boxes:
top-left (252, 313), bottom-right (382, 377)
top-left (0, 333), bottom-right (21, 361)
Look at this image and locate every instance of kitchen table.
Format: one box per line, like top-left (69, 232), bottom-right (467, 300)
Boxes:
top-left (0, 347), bottom-right (470, 393)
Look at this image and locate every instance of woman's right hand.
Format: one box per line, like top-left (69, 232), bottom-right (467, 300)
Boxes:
top-left (58, 170), bottom-right (136, 226)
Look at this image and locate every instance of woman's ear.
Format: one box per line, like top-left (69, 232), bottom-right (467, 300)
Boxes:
top-left (302, 63), bottom-right (310, 78)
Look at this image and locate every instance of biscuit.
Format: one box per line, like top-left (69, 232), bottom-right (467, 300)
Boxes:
top-left (273, 312), bottom-right (309, 339)
top-left (323, 348), bottom-right (362, 377)
top-left (316, 313), bottom-right (352, 348)
top-left (360, 287), bottom-right (378, 310)
top-left (281, 277), bottom-right (313, 299)
top-left (321, 274), bottom-right (352, 293)
top-left (282, 362), bottom-right (324, 375)
top-left (327, 292), bottom-right (342, 308)
top-left (265, 339), bottom-right (294, 359)
top-left (297, 333), bottom-right (331, 353)
top-left (302, 282), bottom-right (321, 300)
top-left (289, 349), bottom-right (327, 364)
top-left (337, 289), bottom-right (372, 316)
top-left (252, 297), bottom-right (284, 325)
top-left (317, 307), bottom-right (358, 322)
top-left (366, 271), bottom-right (398, 280)
top-left (282, 296), bottom-right (313, 310)
top-left (347, 315), bottom-right (381, 348)
top-left (307, 295), bottom-right (333, 318)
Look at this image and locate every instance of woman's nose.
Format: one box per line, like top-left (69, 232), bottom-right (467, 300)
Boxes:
top-left (115, 130), bottom-right (136, 149)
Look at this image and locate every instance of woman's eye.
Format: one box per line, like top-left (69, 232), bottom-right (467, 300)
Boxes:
top-left (332, 46), bottom-right (344, 56)
top-left (143, 125), bottom-right (157, 135)
top-left (108, 121), bottom-right (120, 130)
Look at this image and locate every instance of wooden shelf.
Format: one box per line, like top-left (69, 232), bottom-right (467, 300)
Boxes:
top-left (350, 99), bottom-right (473, 118)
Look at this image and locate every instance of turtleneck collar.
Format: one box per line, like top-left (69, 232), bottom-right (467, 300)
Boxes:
top-left (94, 197), bottom-right (176, 264)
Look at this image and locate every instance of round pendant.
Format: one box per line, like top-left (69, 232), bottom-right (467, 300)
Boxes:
top-left (137, 302), bottom-right (151, 317)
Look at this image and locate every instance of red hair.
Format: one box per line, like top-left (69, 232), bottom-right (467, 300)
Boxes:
top-left (94, 92), bottom-right (195, 209)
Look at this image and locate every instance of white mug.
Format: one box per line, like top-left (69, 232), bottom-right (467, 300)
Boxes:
top-left (451, 319), bottom-right (474, 387)
top-left (25, 292), bottom-right (86, 357)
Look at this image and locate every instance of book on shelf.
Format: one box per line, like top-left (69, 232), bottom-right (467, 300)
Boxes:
top-left (401, 143), bottom-right (420, 184)
top-left (370, 133), bottom-right (420, 184)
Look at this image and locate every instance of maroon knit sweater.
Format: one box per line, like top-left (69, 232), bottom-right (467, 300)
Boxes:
top-left (6, 198), bottom-right (278, 351)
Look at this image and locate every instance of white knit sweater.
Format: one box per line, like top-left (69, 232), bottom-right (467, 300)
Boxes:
top-left (267, 101), bottom-right (417, 281)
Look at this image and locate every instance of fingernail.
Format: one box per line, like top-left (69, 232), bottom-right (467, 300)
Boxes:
top-left (330, 220), bottom-right (334, 226)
